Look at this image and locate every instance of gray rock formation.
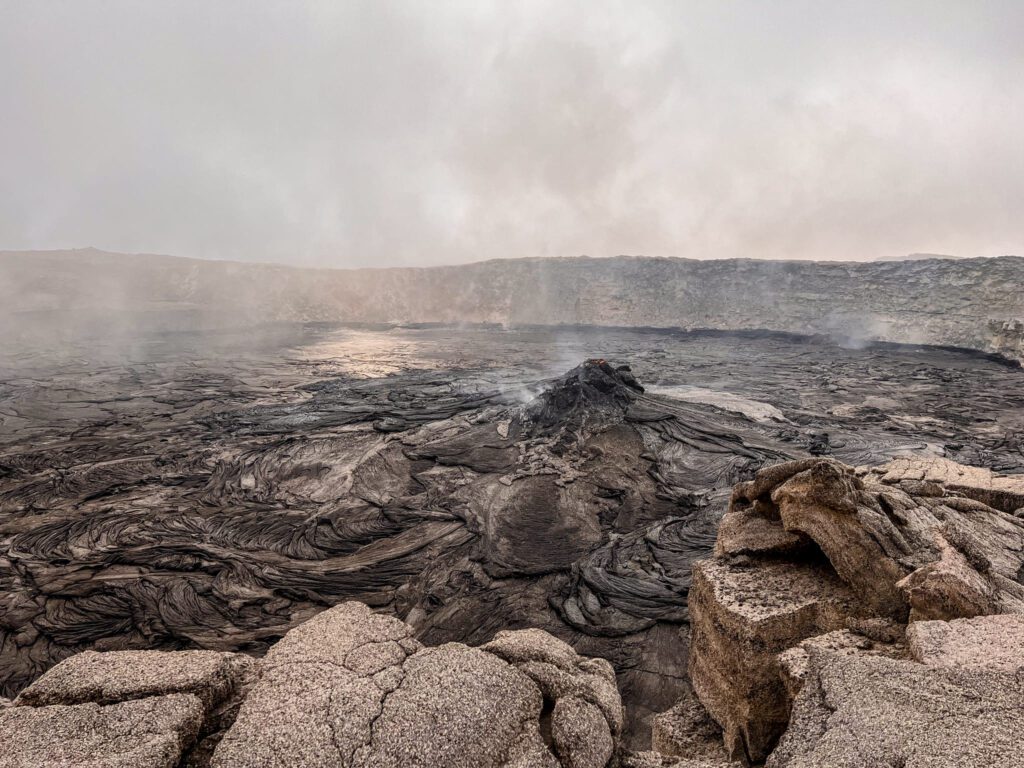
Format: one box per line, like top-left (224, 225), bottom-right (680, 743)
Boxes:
top-left (1, 648), bottom-right (255, 767)
top-left (687, 455), bottom-right (1024, 763)
top-left (1, 601), bottom-right (622, 768)
top-left (0, 694), bottom-right (205, 768)
top-left (212, 601), bottom-right (621, 768)
top-left (3, 249), bottom-right (1023, 362)
top-left (767, 651), bottom-right (1024, 768)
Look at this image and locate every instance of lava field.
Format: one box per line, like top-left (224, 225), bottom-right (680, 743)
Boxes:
top-left (1, 324), bottom-right (1022, 744)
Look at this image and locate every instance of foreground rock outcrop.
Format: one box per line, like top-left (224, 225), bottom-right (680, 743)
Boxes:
top-left (1, 648), bottom-right (256, 767)
top-left (688, 455), bottom-right (1024, 764)
top-left (0, 601), bottom-right (623, 768)
top-left (768, 649), bottom-right (1024, 768)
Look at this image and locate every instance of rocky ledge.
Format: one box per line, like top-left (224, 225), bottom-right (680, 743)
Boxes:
top-left (688, 455), bottom-right (1024, 766)
top-left (2, 455), bottom-right (1022, 768)
top-left (0, 601), bottom-right (623, 768)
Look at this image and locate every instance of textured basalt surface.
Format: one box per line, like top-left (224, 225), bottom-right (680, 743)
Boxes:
top-left (688, 455), bottom-right (1024, 763)
top-left (1, 324), bottom-right (1023, 749)
top-left (2, 601), bottom-right (624, 768)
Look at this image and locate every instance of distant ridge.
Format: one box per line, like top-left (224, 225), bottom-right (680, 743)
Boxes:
top-left (872, 252), bottom-right (961, 262)
top-left (1, 248), bottom-right (1022, 363)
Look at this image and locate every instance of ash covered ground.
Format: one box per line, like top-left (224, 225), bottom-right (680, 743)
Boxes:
top-left (1, 324), bottom-right (1022, 745)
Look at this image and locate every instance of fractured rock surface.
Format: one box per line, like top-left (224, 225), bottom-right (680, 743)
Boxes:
top-left (0, 693), bottom-right (205, 768)
top-left (2, 647), bottom-right (256, 768)
top-left (212, 601), bottom-right (621, 767)
top-left (766, 652), bottom-right (1024, 768)
top-left (688, 455), bottom-right (1024, 763)
top-left (15, 649), bottom-right (256, 711)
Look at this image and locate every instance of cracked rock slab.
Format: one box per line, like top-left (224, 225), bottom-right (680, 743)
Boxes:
top-left (15, 649), bottom-right (256, 713)
top-left (212, 602), bottom-right (609, 768)
top-left (0, 693), bottom-right (204, 768)
top-left (907, 613), bottom-right (1024, 672)
top-left (212, 602), bottom-right (420, 768)
top-left (357, 643), bottom-right (555, 768)
top-left (766, 651), bottom-right (1024, 768)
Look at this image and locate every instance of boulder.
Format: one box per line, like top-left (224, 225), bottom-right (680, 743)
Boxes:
top-left (746, 457), bottom-right (1024, 620)
top-left (0, 693), bottom-right (204, 768)
top-left (212, 601), bottom-right (621, 768)
top-left (15, 649), bottom-right (256, 713)
top-left (481, 627), bottom-right (624, 741)
top-left (766, 651), bottom-right (1024, 768)
top-left (687, 557), bottom-right (861, 763)
top-left (651, 689), bottom-right (729, 763)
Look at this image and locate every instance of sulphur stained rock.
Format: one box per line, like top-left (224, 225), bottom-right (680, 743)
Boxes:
top-left (212, 601), bottom-right (621, 768)
top-left (687, 556), bottom-right (861, 763)
top-left (0, 693), bottom-right (204, 768)
top-left (766, 651), bottom-right (1024, 768)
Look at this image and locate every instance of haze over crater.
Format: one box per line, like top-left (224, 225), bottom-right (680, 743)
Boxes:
top-left (2, 1), bottom-right (1023, 267)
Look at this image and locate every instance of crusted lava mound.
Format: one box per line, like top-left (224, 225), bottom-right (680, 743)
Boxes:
top-left (523, 359), bottom-right (644, 431)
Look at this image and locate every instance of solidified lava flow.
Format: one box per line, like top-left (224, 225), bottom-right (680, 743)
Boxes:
top-left (1, 324), bottom-right (1022, 745)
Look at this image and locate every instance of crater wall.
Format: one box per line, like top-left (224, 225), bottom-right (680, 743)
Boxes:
top-left (3, 249), bottom-right (1023, 362)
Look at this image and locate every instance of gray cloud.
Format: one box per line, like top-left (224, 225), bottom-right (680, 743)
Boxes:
top-left (1, 0), bottom-right (1022, 267)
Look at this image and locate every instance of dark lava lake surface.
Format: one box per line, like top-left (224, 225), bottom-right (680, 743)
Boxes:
top-left (1, 324), bottom-right (1022, 744)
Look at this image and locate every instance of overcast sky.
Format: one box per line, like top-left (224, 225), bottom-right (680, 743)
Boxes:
top-left (2, 1), bottom-right (1022, 267)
